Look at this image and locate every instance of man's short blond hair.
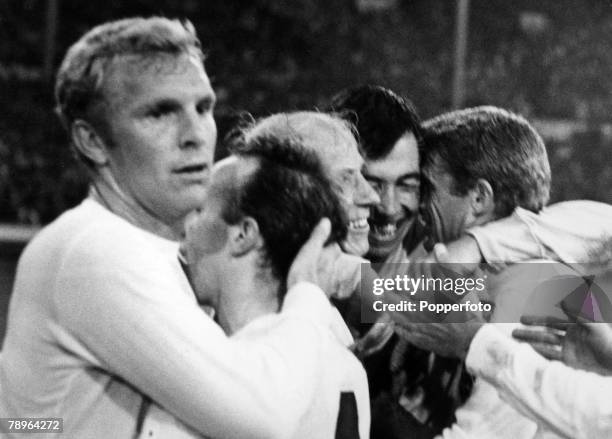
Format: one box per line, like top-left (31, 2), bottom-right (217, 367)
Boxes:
top-left (55, 17), bottom-right (204, 164)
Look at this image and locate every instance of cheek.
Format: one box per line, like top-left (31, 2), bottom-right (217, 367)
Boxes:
top-left (399, 191), bottom-right (420, 212)
top-left (203, 114), bottom-right (218, 145)
top-left (112, 131), bottom-right (169, 178)
top-left (196, 219), bottom-right (229, 256)
top-left (334, 179), bottom-right (356, 205)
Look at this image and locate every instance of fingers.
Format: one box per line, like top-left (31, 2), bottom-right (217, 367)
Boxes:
top-left (432, 243), bottom-right (450, 263)
top-left (520, 315), bottom-right (573, 330)
top-left (512, 328), bottom-right (564, 345)
top-left (528, 342), bottom-right (564, 361)
top-left (287, 218), bottom-right (331, 288)
top-left (304, 218), bottom-right (331, 254)
top-left (352, 315), bottom-right (395, 359)
top-left (512, 326), bottom-right (565, 361)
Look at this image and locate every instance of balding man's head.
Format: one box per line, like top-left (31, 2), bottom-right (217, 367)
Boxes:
top-left (243, 112), bottom-right (380, 256)
top-left (244, 112), bottom-right (356, 173)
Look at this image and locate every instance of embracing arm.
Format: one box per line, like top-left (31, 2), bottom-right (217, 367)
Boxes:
top-left (53, 225), bottom-right (335, 439)
top-left (466, 200), bottom-right (612, 264)
top-left (467, 324), bottom-right (612, 439)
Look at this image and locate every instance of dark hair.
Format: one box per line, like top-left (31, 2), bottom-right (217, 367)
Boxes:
top-left (225, 136), bottom-right (348, 287)
top-left (327, 84), bottom-right (423, 160)
top-left (422, 106), bottom-right (551, 217)
top-left (55, 17), bottom-right (204, 166)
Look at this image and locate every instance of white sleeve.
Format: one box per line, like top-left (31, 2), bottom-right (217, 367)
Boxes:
top-left (434, 370), bottom-right (537, 439)
top-left (466, 324), bottom-right (612, 439)
top-left (52, 231), bottom-right (334, 439)
top-left (467, 200), bottom-right (612, 264)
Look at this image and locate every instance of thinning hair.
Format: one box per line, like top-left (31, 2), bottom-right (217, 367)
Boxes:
top-left (241, 111), bottom-right (358, 167)
top-left (225, 136), bottom-right (347, 291)
top-left (422, 106), bottom-right (551, 217)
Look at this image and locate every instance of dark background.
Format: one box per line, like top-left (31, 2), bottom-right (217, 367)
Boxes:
top-left (1, 0), bottom-right (612, 225)
top-left (1, 0), bottom-right (612, 340)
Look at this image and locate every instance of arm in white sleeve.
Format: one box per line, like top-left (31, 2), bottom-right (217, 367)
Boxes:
top-left (53, 233), bottom-right (334, 439)
top-left (467, 200), bottom-right (612, 264)
top-left (466, 324), bottom-right (612, 439)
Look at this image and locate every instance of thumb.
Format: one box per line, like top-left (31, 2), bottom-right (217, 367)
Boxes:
top-left (433, 243), bottom-right (450, 263)
top-left (301, 218), bottom-right (331, 256)
top-left (289, 218), bottom-right (331, 282)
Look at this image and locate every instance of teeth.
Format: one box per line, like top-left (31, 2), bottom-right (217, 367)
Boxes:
top-left (373, 223), bottom-right (397, 239)
top-left (349, 218), bottom-right (369, 230)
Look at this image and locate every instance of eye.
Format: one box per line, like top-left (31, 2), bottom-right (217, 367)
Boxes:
top-left (196, 97), bottom-right (215, 115)
top-left (147, 103), bottom-right (175, 119)
top-left (398, 181), bottom-right (420, 193)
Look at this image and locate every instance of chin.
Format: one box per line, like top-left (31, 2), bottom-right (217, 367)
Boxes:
top-left (366, 243), bottom-right (397, 262)
top-left (340, 236), bottom-right (369, 257)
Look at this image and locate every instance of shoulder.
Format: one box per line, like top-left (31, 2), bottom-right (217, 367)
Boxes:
top-left (47, 200), bottom-right (174, 271)
top-left (22, 199), bottom-right (182, 297)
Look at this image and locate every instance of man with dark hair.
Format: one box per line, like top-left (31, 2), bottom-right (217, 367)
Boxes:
top-left (326, 87), bottom-right (612, 438)
top-left (0, 17), bottom-right (350, 438)
top-left (329, 85), bottom-right (424, 263)
top-left (403, 106), bottom-right (563, 439)
top-left (421, 106), bottom-right (550, 236)
top-left (142, 136), bottom-right (370, 438)
top-left (421, 106), bottom-right (551, 246)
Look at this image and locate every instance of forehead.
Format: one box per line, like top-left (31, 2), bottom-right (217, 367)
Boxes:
top-left (364, 132), bottom-right (419, 178)
top-left (101, 53), bottom-right (213, 106)
top-left (312, 126), bottom-right (363, 174)
top-left (210, 156), bottom-right (258, 197)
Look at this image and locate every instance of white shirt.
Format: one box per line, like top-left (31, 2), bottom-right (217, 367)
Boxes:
top-left (139, 308), bottom-right (370, 439)
top-left (466, 324), bottom-right (612, 439)
top-left (0, 198), bottom-right (343, 438)
top-left (469, 200), bottom-right (612, 265)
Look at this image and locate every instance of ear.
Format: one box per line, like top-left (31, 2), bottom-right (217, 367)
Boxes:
top-left (228, 216), bottom-right (263, 257)
top-left (469, 178), bottom-right (495, 220)
top-left (71, 119), bottom-right (110, 166)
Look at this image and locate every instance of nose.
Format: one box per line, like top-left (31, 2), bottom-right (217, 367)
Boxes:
top-left (379, 184), bottom-right (401, 217)
top-left (180, 108), bottom-right (217, 154)
top-left (355, 173), bottom-right (380, 207)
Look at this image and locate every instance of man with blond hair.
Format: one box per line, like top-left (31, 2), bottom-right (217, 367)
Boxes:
top-left (0, 17), bottom-right (351, 438)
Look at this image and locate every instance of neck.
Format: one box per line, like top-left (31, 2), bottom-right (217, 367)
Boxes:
top-left (90, 171), bottom-right (183, 241)
top-left (216, 269), bottom-right (281, 335)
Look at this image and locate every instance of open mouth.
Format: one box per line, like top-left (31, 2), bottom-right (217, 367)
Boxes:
top-left (370, 222), bottom-right (398, 240)
top-left (174, 163), bottom-right (208, 174)
top-left (349, 218), bottom-right (369, 231)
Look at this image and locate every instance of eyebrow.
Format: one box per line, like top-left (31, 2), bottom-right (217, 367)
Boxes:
top-left (362, 172), bottom-right (420, 183)
top-left (398, 172), bottom-right (420, 182)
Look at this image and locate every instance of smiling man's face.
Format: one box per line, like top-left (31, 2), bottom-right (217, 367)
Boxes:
top-left (363, 132), bottom-right (420, 262)
top-left (420, 154), bottom-right (474, 248)
top-left (316, 129), bottom-right (380, 256)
